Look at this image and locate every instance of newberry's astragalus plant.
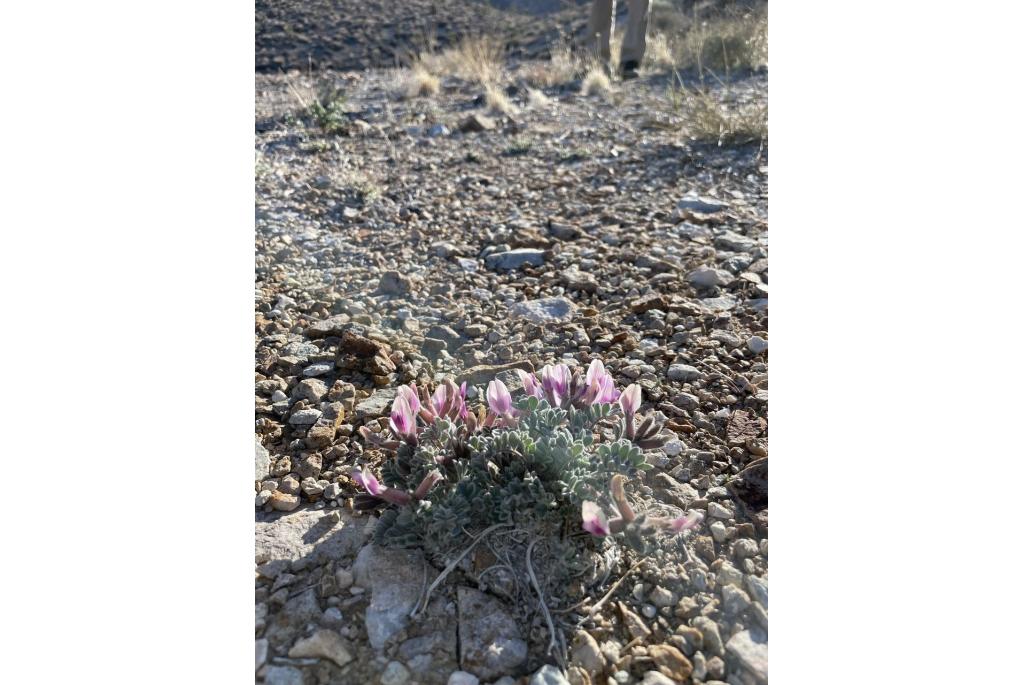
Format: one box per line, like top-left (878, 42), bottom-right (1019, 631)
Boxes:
top-left (355, 359), bottom-right (703, 559)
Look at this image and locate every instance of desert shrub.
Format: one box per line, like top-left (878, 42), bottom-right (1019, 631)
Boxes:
top-left (354, 360), bottom-right (702, 562)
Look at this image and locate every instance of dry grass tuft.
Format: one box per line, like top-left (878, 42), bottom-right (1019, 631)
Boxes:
top-left (484, 84), bottom-right (517, 116)
top-left (677, 10), bottom-right (768, 74)
top-left (522, 38), bottom-right (585, 88)
top-left (397, 64), bottom-right (440, 99)
top-left (581, 68), bottom-right (613, 97)
top-left (644, 32), bottom-right (678, 72)
top-left (671, 84), bottom-right (767, 145)
top-left (419, 35), bottom-right (505, 85)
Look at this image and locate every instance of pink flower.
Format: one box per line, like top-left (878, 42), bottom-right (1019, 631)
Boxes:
top-left (397, 384), bottom-right (421, 416)
top-left (486, 379), bottom-right (513, 416)
top-left (413, 470), bottom-right (443, 499)
top-left (619, 383), bottom-right (641, 418)
top-left (431, 383), bottom-right (450, 417)
top-left (669, 512), bottom-right (703, 533)
top-left (389, 395), bottom-right (417, 443)
top-left (581, 501), bottom-right (611, 537)
top-left (541, 363), bottom-right (572, 407)
top-left (459, 382), bottom-right (468, 420)
top-left (517, 369), bottom-right (543, 398)
top-left (352, 467), bottom-right (381, 496)
top-left (581, 358), bottom-right (620, 405)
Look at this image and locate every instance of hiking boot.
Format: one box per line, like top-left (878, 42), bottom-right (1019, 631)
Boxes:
top-left (620, 60), bottom-right (640, 80)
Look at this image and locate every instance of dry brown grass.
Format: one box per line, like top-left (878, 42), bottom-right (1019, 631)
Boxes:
top-left (581, 67), bottom-right (613, 97)
top-left (521, 39), bottom-right (584, 88)
top-left (484, 84), bottom-right (517, 116)
top-left (640, 7), bottom-right (767, 76)
top-left (676, 9), bottom-right (768, 74)
top-left (671, 84), bottom-right (767, 145)
top-left (418, 35), bottom-right (505, 85)
top-left (526, 87), bottom-right (551, 109)
top-left (395, 64), bottom-right (440, 99)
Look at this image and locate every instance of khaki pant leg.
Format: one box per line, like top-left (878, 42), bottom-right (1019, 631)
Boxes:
top-left (586, 0), bottom-right (614, 63)
top-left (621, 0), bottom-right (651, 65)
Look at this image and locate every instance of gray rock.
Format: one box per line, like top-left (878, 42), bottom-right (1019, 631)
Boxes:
top-left (698, 295), bottom-right (738, 313)
top-left (508, 297), bottom-right (576, 324)
top-left (658, 476), bottom-right (701, 512)
top-left (448, 672), bottom-right (480, 685)
top-left (289, 408), bottom-right (322, 426)
top-left (256, 638), bottom-right (268, 671)
top-left (570, 630), bottom-right (605, 674)
top-left (264, 665), bottom-right (304, 685)
top-left (355, 388), bottom-right (398, 419)
top-left (747, 336), bottom-right (768, 354)
top-left (687, 266), bottom-right (734, 288)
top-left (733, 538), bottom-right (759, 559)
top-left (352, 545), bottom-right (431, 649)
top-left (271, 389), bottom-right (288, 402)
top-left (678, 196), bottom-right (728, 213)
top-left (714, 231), bottom-right (756, 252)
top-left (649, 586), bottom-right (676, 608)
top-left (264, 588), bottom-right (322, 647)
top-left (708, 501), bottom-right (733, 519)
top-left (379, 270), bottom-right (414, 294)
top-left (304, 315), bottom-right (352, 339)
top-left (530, 664), bottom-right (569, 685)
top-left (256, 441), bottom-right (272, 482)
top-left (460, 113), bottom-right (496, 132)
top-left (486, 248), bottom-right (546, 271)
top-left (717, 562), bottom-right (744, 589)
top-left (303, 362), bottom-right (334, 377)
top-left (709, 520), bottom-right (728, 543)
top-left (692, 617), bottom-right (724, 657)
top-left (288, 629), bottom-right (354, 667)
top-left (668, 364), bottom-right (702, 382)
top-left (381, 660), bottom-right (412, 685)
top-left (726, 630), bottom-right (768, 683)
top-left (457, 586), bottom-right (528, 680)
top-left (561, 266), bottom-right (599, 292)
top-left (721, 585), bottom-right (752, 616)
top-left (294, 378), bottom-right (329, 403)
top-left (745, 575), bottom-right (768, 608)
top-left (641, 672), bottom-right (676, 685)
top-left (255, 509), bottom-right (366, 564)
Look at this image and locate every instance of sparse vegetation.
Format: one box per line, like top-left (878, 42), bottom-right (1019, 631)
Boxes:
top-left (581, 67), bottom-right (612, 97)
top-left (484, 84), bottom-right (517, 116)
top-left (418, 34), bottom-right (505, 85)
top-left (290, 82), bottom-right (349, 135)
top-left (521, 37), bottom-right (585, 88)
top-left (671, 82), bottom-right (767, 146)
top-left (397, 64), bottom-right (440, 99)
top-left (525, 87), bottom-right (551, 109)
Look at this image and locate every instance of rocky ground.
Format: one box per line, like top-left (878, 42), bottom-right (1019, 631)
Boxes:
top-left (255, 33), bottom-right (768, 685)
top-left (256, 0), bottom-right (590, 72)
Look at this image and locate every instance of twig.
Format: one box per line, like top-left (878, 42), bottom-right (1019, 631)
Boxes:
top-left (526, 538), bottom-right (558, 657)
top-left (585, 559), bottom-right (642, 618)
top-left (410, 522), bottom-right (513, 617)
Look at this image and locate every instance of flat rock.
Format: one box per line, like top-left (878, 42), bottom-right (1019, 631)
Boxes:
top-left (304, 315), bottom-right (351, 339)
top-left (687, 265), bottom-right (734, 287)
top-left (530, 664), bottom-right (569, 685)
top-left (352, 544), bottom-right (431, 649)
top-left (508, 297), bottom-right (576, 324)
top-left (264, 665), bottom-right (304, 685)
top-left (256, 440), bottom-right (272, 482)
top-left (698, 295), bottom-right (738, 313)
top-left (486, 248), bottom-right (546, 270)
top-left (678, 195), bottom-right (728, 213)
top-left (714, 230), bottom-right (756, 252)
top-left (289, 408), bottom-right (322, 426)
top-left (456, 360), bottom-right (535, 387)
top-left (649, 643), bottom-right (693, 681)
top-left (288, 629), bottom-right (354, 668)
top-left (355, 387), bottom-right (398, 419)
top-left (255, 509), bottom-right (366, 564)
top-left (651, 472), bottom-right (699, 508)
top-left (667, 364), bottom-right (702, 382)
top-left (726, 630), bottom-right (768, 683)
top-left (457, 586), bottom-right (528, 680)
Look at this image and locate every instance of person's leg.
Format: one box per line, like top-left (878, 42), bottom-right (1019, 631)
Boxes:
top-left (585, 0), bottom-right (614, 64)
top-left (620, 0), bottom-right (651, 74)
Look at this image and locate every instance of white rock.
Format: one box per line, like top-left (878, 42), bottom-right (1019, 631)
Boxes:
top-left (687, 265), bottom-right (734, 287)
top-left (380, 661), bottom-right (411, 685)
top-left (508, 296), bottom-right (576, 324)
top-left (288, 629), bottom-right (353, 667)
top-left (530, 664), bottom-right (569, 685)
top-left (255, 638), bottom-right (268, 671)
top-left (747, 335), bottom-right (768, 353)
top-left (641, 672), bottom-right (677, 685)
top-left (707, 501), bottom-right (733, 519)
top-left (709, 520), bottom-right (728, 543)
top-left (668, 364), bottom-right (702, 382)
top-left (726, 630), bottom-right (768, 682)
top-left (447, 672), bottom-right (480, 685)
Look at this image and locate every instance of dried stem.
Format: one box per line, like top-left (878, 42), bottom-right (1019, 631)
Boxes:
top-left (410, 522), bottom-right (513, 617)
top-left (526, 538), bottom-right (558, 657)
